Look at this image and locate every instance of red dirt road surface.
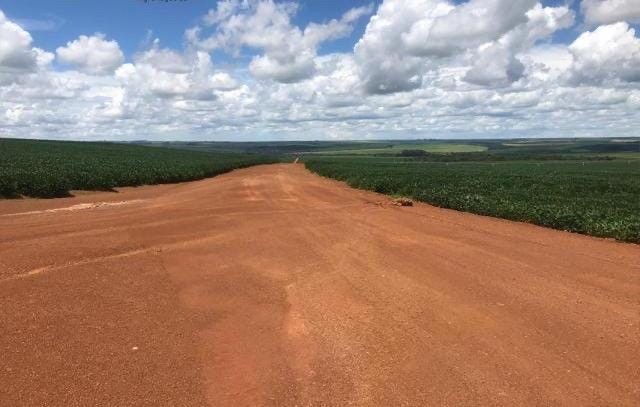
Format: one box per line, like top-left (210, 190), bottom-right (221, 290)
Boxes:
top-left (1, 164), bottom-right (639, 406)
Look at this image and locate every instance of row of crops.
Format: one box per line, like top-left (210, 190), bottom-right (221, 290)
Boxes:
top-left (304, 156), bottom-right (640, 242)
top-left (0, 138), bottom-right (278, 198)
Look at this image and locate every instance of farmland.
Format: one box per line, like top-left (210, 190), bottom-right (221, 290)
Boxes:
top-left (2, 164), bottom-right (639, 406)
top-left (0, 138), bottom-right (277, 198)
top-left (303, 156), bottom-right (640, 242)
top-left (296, 138), bottom-right (640, 243)
top-left (137, 137), bottom-right (639, 159)
top-left (2, 137), bottom-right (638, 242)
top-left (2, 138), bottom-right (639, 406)
top-left (134, 140), bottom-right (493, 155)
top-left (305, 143), bottom-right (488, 155)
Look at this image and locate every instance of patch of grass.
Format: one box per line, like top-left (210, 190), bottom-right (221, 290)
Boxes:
top-left (0, 138), bottom-right (278, 198)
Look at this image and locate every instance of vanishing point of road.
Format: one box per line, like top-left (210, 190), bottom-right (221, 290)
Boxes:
top-left (1, 164), bottom-right (638, 406)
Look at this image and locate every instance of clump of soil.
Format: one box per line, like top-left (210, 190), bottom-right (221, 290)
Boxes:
top-left (391, 197), bottom-right (413, 207)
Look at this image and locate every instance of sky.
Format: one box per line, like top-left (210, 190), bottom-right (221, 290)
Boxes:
top-left (0, 0), bottom-right (639, 141)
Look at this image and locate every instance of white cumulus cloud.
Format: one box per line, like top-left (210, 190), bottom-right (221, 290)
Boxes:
top-left (463, 4), bottom-right (575, 86)
top-left (117, 43), bottom-right (238, 100)
top-left (56, 34), bottom-right (124, 75)
top-left (355, 0), bottom-right (573, 93)
top-left (581, 0), bottom-right (640, 26)
top-left (402, 0), bottom-right (537, 57)
top-left (2, 2), bottom-right (640, 141)
top-left (0, 10), bottom-right (52, 79)
top-left (568, 22), bottom-right (640, 85)
top-left (188, 0), bottom-right (372, 83)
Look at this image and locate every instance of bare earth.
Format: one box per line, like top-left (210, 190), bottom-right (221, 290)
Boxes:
top-left (1, 164), bottom-right (638, 406)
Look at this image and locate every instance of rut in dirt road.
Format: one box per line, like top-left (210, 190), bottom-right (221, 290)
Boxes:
top-left (1, 164), bottom-right (639, 406)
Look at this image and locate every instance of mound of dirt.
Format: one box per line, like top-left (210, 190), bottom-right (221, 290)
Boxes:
top-left (391, 197), bottom-right (413, 206)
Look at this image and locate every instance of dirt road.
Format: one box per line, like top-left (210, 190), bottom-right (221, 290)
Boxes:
top-left (1, 164), bottom-right (638, 406)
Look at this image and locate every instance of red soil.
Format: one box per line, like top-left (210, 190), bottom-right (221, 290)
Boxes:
top-left (1, 164), bottom-right (638, 406)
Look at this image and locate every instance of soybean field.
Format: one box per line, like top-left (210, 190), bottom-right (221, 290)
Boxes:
top-left (304, 156), bottom-right (640, 242)
top-left (0, 138), bottom-right (277, 198)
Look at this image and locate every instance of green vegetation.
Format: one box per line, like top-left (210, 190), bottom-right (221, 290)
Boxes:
top-left (134, 140), bottom-right (491, 155)
top-left (137, 137), bottom-right (638, 160)
top-left (304, 156), bottom-right (640, 243)
top-left (4, 136), bottom-right (638, 242)
top-left (299, 138), bottom-right (640, 242)
top-left (134, 140), bottom-right (395, 155)
top-left (309, 143), bottom-right (488, 155)
top-left (0, 138), bottom-right (277, 198)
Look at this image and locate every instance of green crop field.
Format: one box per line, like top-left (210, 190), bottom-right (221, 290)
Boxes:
top-left (135, 137), bottom-right (639, 159)
top-left (0, 138), bottom-right (277, 198)
top-left (3, 137), bottom-right (638, 242)
top-left (310, 143), bottom-right (488, 155)
top-left (304, 156), bottom-right (640, 242)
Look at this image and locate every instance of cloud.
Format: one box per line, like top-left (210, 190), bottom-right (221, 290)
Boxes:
top-left (188, 0), bottom-right (372, 83)
top-left (520, 44), bottom-right (573, 82)
top-left (209, 72), bottom-right (239, 91)
top-left (402, 0), bottom-right (537, 57)
top-left (355, 0), bottom-right (573, 93)
top-left (463, 44), bottom-right (526, 87)
top-left (568, 22), bottom-right (640, 85)
top-left (56, 34), bottom-right (124, 75)
top-left (134, 40), bottom-right (191, 73)
top-left (249, 50), bottom-right (316, 84)
top-left (13, 15), bottom-right (65, 32)
top-left (354, 0), bottom-right (439, 94)
top-left (116, 43), bottom-right (238, 100)
top-left (1, 3), bottom-right (640, 141)
top-left (581, 0), bottom-right (640, 26)
top-left (0, 10), bottom-right (52, 74)
top-left (463, 4), bottom-right (575, 86)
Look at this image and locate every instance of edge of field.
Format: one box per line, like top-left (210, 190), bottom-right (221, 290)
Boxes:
top-left (301, 159), bottom-right (640, 244)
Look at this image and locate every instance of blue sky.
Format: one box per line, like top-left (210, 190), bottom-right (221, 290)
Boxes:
top-left (0, 0), bottom-right (639, 140)
top-left (0, 0), bottom-right (591, 63)
top-left (1, 0), bottom-right (378, 59)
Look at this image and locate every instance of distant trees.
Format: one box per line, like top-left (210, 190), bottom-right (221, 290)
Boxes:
top-left (399, 149), bottom-right (428, 157)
